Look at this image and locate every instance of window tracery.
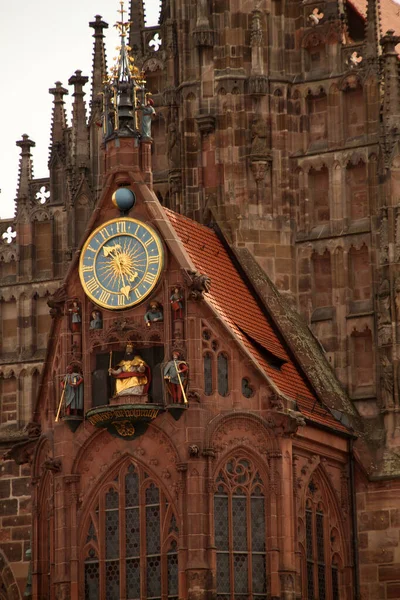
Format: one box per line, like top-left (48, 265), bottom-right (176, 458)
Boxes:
top-left (214, 456), bottom-right (267, 599)
top-left (81, 461), bottom-right (178, 599)
top-left (217, 354), bottom-right (229, 397)
top-left (303, 476), bottom-right (344, 600)
top-left (202, 324), bottom-right (230, 396)
top-left (204, 352), bottom-right (213, 395)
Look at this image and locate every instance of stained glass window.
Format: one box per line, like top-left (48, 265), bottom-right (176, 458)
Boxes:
top-left (204, 352), bottom-right (213, 395)
top-left (167, 541), bottom-right (178, 599)
top-left (316, 510), bottom-right (326, 600)
top-left (306, 507), bottom-right (314, 599)
top-left (241, 378), bottom-right (253, 398)
top-left (332, 563), bottom-right (339, 600)
top-left (85, 549), bottom-right (99, 600)
top-left (217, 354), bottom-right (229, 396)
top-left (304, 481), bottom-right (340, 600)
top-left (82, 461), bottom-right (179, 599)
top-left (214, 457), bottom-right (267, 599)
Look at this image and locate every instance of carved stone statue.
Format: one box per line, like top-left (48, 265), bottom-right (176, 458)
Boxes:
top-left (109, 343), bottom-right (150, 397)
top-left (69, 301), bottom-right (82, 333)
top-left (167, 122), bottom-right (180, 168)
top-left (89, 309), bottom-right (103, 330)
top-left (164, 350), bottom-right (189, 403)
top-left (47, 284), bottom-right (67, 318)
top-left (137, 98), bottom-right (156, 138)
top-left (380, 355), bottom-right (394, 409)
top-left (188, 270), bottom-right (211, 300)
top-left (61, 366), bottom-right (84, 415)
top-left (377, 279), bottom-right (391, 326)
top-left (144, 301), bottom-right (163, 326)
top-left (170, 287), bottom-right (184, 319)
top-left (250, 117), bottom-right (269, 156)
top-left (395, 277), bottom-right (400, 322)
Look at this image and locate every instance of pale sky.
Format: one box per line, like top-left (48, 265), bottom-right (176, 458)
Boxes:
top-left (0, 0), bottom-right (160, 219)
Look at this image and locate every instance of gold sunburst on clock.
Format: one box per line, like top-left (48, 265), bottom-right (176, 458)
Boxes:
top-left (79, 218), bottom-right (163, 310)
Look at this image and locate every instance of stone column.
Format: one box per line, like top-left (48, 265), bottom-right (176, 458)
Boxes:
top-left (140, 138), bottom-right (153, 188)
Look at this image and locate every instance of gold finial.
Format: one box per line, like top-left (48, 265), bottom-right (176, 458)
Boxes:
top-left (114, 1), bottom-right (132, 39)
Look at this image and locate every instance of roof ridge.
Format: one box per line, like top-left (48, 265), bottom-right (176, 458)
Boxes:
top-left (164, 207), bottom-right (216, 235)
top-left (166, 209), bottom-right (354, 435)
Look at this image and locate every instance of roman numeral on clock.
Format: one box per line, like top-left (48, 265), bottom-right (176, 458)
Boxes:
top-left (148, 255), bottom-right (159, 265)
top-left (86, 278), bottom-right (98, 294)
top-left (143, 272), bottom-right (156, 285)
top-left (117, 295), bottom-right (125, 306)
top-left (99, 290), bottom-right (111, 304)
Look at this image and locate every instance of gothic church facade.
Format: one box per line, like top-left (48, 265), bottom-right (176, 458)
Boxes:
top-left (1, 0), bottom-right (400, 598)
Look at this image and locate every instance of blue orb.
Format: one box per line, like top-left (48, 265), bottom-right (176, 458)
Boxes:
top-left (112, 188), bottom-right (136, 211)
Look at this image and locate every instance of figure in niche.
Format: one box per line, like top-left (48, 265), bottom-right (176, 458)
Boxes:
top-left (109, 342), bottom-right (150, 397)
top-left (380, 355), bottom-right (394, 409)
top-left (144, 301), bottom-right (164, 327)
top-left (378, 279), bottom-right (391, 326)
top-left (60, 366), bottom-right (84, 416)
top-left (395, 277), bottom-right (400, 322)
top-left (167, 122), bottom-right (180, 168)
top-left (137, 97), bottom-right (156, 138)
top-left (164, 350), bottom-right (189, 404)
top-left (69, 301), bottom-right (81, 332)
top-left (89, 309), bottom-right (103, 330)
top-left (250, 116), bottom-right (269, 156)
top-left (170, 287), bottom-right (184, 320)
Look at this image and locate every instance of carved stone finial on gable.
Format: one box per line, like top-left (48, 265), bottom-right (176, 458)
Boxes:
top-left (186, 270), bottom-right (211, 300)
top-left (47, 284), bottom-right (67, 318)
top-left (189, 444), bottom-right (200, 458)
top-left (265, 408), bottom-right (306, 436)
top-left (3, 421), bottom-right (41, 465)
top-left (25, 421), bottom-right (41, 438)
top-left (43, 458), bottom-right (62, 473)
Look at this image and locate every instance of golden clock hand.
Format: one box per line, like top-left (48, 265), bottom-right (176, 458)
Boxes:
top-left (113, 249), bottom-right (131, 293)
top-left (104, 245), bottom-right (129, 298)
top-left (114, 256), bottom-right (130, 299)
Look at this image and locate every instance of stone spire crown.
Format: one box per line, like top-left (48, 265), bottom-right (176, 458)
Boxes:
top-left (15, 134), bottom-right (35, 201)
top-left (68, 70), bottom-right (89, 170)
top-left (89, 15), bottom-right (109, 115)
top-left (380, 29), bottom-right (400, 127)
top-left (49, 81), bottom-right (68, 150)
top-left (365, 0), bottom-right (381, 60)
top-left (128, 0), bottom-right (145, 55)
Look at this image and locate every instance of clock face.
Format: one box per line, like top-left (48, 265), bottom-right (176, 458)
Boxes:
top-left (79, 218), bottom-right (163, 310)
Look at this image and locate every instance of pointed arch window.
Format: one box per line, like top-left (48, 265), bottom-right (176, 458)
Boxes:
top-left (214, 457), bottom-right (267, 599)
top-left (204, 352), bottom-right (213, 396)
top-left (304, 478), bottom-right (343, 600)
top-left (38, 474), bottom-right (52, 599)
top-left (82, 462), bottom-right (179, 599)
top-left (217, 353), bottom-right (229, 397)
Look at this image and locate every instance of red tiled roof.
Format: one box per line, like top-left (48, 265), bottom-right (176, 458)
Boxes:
top-left (349, 0), bottom-right (400, 39)
top-left (165, 209), bottom-right (350, 434)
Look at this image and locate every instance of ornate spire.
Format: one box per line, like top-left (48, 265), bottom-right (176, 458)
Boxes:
top-left (365, 0), bottom-right (381, 61)
top-left (15, 134), bottom-right (35, 200)
top-left (250, 7), bottom-right (264, 75)
top-left (49, 82), bottom-right (68, 150)
top-left (193, 0), bottom-right (215, 47)
top-left (102, 1), bottom-right (146, 138)
top-left (89, 15), bottom-right (108, 116)
top-left (68, 70), bottom-right (89, 171)
top-left (128, 0), bottom-right (145, 55)
top-left (380, 30), bottom-right (400, 131)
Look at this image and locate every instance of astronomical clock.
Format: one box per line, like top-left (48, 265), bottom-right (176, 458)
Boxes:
top-left (79, 217), bottom-right (163, 310)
